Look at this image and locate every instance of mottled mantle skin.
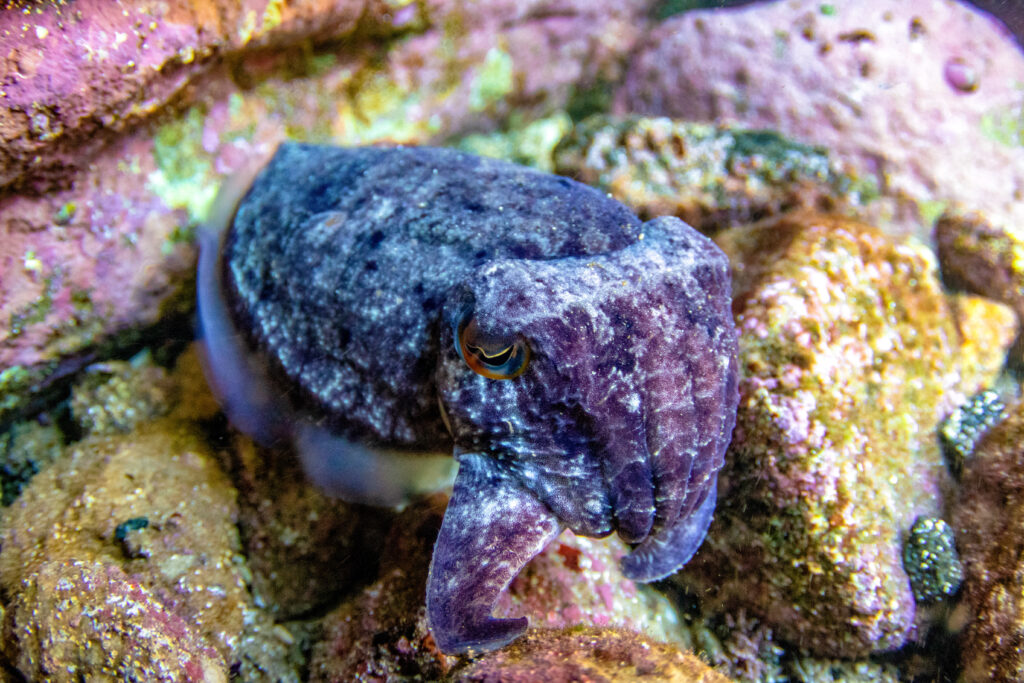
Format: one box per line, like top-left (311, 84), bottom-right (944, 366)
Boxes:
top-left (198, 144), bottom-right (739, 654)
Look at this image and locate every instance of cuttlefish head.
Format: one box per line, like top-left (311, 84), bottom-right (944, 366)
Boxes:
top-left (428, 216), bottom-right (739, 654)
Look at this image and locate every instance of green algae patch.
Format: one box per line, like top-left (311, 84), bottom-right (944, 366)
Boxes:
top-left (980, 101), bottom-right (1024, 148)
top-left (0, 361), bottom-right (62, 428)
top-left (0, 366), bottom-right (38, 415)
top-left (148, 106), bottom-right (218, 224)
top-left (553, 115), bottom-right (878, 228)
top-left (457, 112), bottom-right (573, 172)
top-left (8, 267), bottom-right (61, 339)
top-left (468, 46), bottom-right (515, 113)
top-left (333, 67), bottom-right (440, 144)
top-left (53, 201), bottom-right (77, 226)
top-left (261, 0), bottom-right (286, 34)
top-left (917, 199), bottom-right (949, 227)
top-left (565, 78), bottom-right (616, 123)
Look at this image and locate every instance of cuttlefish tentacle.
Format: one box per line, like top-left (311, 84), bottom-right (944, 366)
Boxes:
top-left (426, 452), bottom-right (563, 654)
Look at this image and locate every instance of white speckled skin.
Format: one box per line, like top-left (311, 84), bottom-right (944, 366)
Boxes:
top-left (198, 144), bottom-right (738, 654)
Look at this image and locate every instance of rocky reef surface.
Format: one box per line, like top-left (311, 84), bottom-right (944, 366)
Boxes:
top-left (1, 0), bottom-right (1023, 681)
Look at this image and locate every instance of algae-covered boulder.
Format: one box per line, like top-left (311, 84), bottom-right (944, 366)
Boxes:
top-left (954, 401), bottom-right (1024, 682)
top-left (618, 0), bottom-right (1024, 239)
top-left (2, 559), bottom-right (226, 683)
top-left (935, 207), bottom-right (1024, 324)
top-left (551, 115), bottom-right (877, 230)
top-left (679, 211), bottom-right (1014, 657)
top-left (450, 627), bottom-right (734, 683)
top-left (0, 418), bottom-right (297, 682)
top-left (226, 434), bottom-right (394, 620)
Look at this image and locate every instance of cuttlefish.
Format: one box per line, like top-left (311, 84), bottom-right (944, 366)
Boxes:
top-left (197, 144), bottom-right (739, 654)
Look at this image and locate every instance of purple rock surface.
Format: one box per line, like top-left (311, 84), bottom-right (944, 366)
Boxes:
top-left (618, 0), bottom-right (1024, 239)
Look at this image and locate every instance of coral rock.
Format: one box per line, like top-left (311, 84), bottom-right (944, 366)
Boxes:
top-left (1, 559), bottom-right (226, 683)
top-left (0, 0), bottom-right (381, 194)
top-left (70, 353), bottom-right (177, 436)
top-left (226, 435), bottom-right (394, 619)
top-left (451, 627), bottom-right (734, 683)
top-left (618, 0), bottom-right (1024, 239)
top-left (680, 212), bottom-right (1012, 657)
top-left (310, 493), bottom-right (691, 679)
top-left (935, 207), bottom-right (1024, 320)
top-left (495, 532), bottom-right (687, 644)
top-left (0, 419), bottom-right (297, 682)
top-left (552, 115), bottom-right (876, 230)
top-left (308, 495), bottom-right (452, 682)
top-left (954, 401), bottom-right (1024, 682)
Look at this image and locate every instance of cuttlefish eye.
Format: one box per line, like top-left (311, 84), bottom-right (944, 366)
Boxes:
top-left (456, 313), bottom-right (530, 380)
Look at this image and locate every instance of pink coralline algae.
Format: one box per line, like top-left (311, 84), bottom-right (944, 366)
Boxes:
top-left (1, 560), bottom-right (226, 682)
top-left (617, 0), bottom-right (1024, 240)
top-left (678, 211), bottom-right (1013, 657)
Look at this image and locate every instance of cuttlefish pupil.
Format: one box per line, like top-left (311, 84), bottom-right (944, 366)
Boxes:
top-left (457, 314), bottom-right (530, 380)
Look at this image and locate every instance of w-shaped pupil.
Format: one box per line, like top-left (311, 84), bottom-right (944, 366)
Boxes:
top-left (468, 344), bottom-right (514, 367)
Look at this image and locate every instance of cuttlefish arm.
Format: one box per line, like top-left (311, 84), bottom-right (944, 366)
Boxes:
top-left (426, 452), bottom-right (563, 654)
top-left (620, 486), bottom-right (717, 582)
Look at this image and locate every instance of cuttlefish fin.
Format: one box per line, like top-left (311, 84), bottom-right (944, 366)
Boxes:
top-left (292, 421), bottom-right (456, 507)
top-left (426, 453), bottom-right (562, 654)
top-left (620, 485), bottom-right (716, 583)
top-left (196, 161), bottom-right (290, 447)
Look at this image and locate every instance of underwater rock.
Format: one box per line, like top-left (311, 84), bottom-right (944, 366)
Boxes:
top-left (0, 419), bottom-right (298, 682)
top-left (0, 418), bottom-right (62, 506)
top-left (678, 212), bottom-right (1013, 657)
top-left (309, 495), bottom-right (694, 679)
top-left (0, 131), bottom-right (197, 416)
top-left (0, 0), bottom-right (384, 194)
top-left (618, 0), bottom-right (1024, 239)
top-left (0, 0), bottom-right (653, 420)
top-left (1, 559), bottom-right (226, 683)
top-left (935, 207), bottom-right (1024, 320)
top-left (784, 657), bottom-right (901, 683)
top-left (939, 389), bottom-right (1008, 479)
top-left (307, 495), bottom-right (452, 682)
top-left (494, 532), bottom-right (687, 644)
top-left (901, 517), bottom-right (963, 604)
top-left (225, 434), bottom-right (394, 620)
top-left (552, 115), bottom-right (877, 230)
top-left (70, 352), bottom-right (177, 436)
top-left (0, 0), bottom-right (650, 194)
top-left (676, 606), bottom-right (905, 683)
top-left (374, 0), bottom-right (650, 139)
top-left (954, 401), bottom-right (1024, 682)
top-left (450, 627), bottom-right (733, 683)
